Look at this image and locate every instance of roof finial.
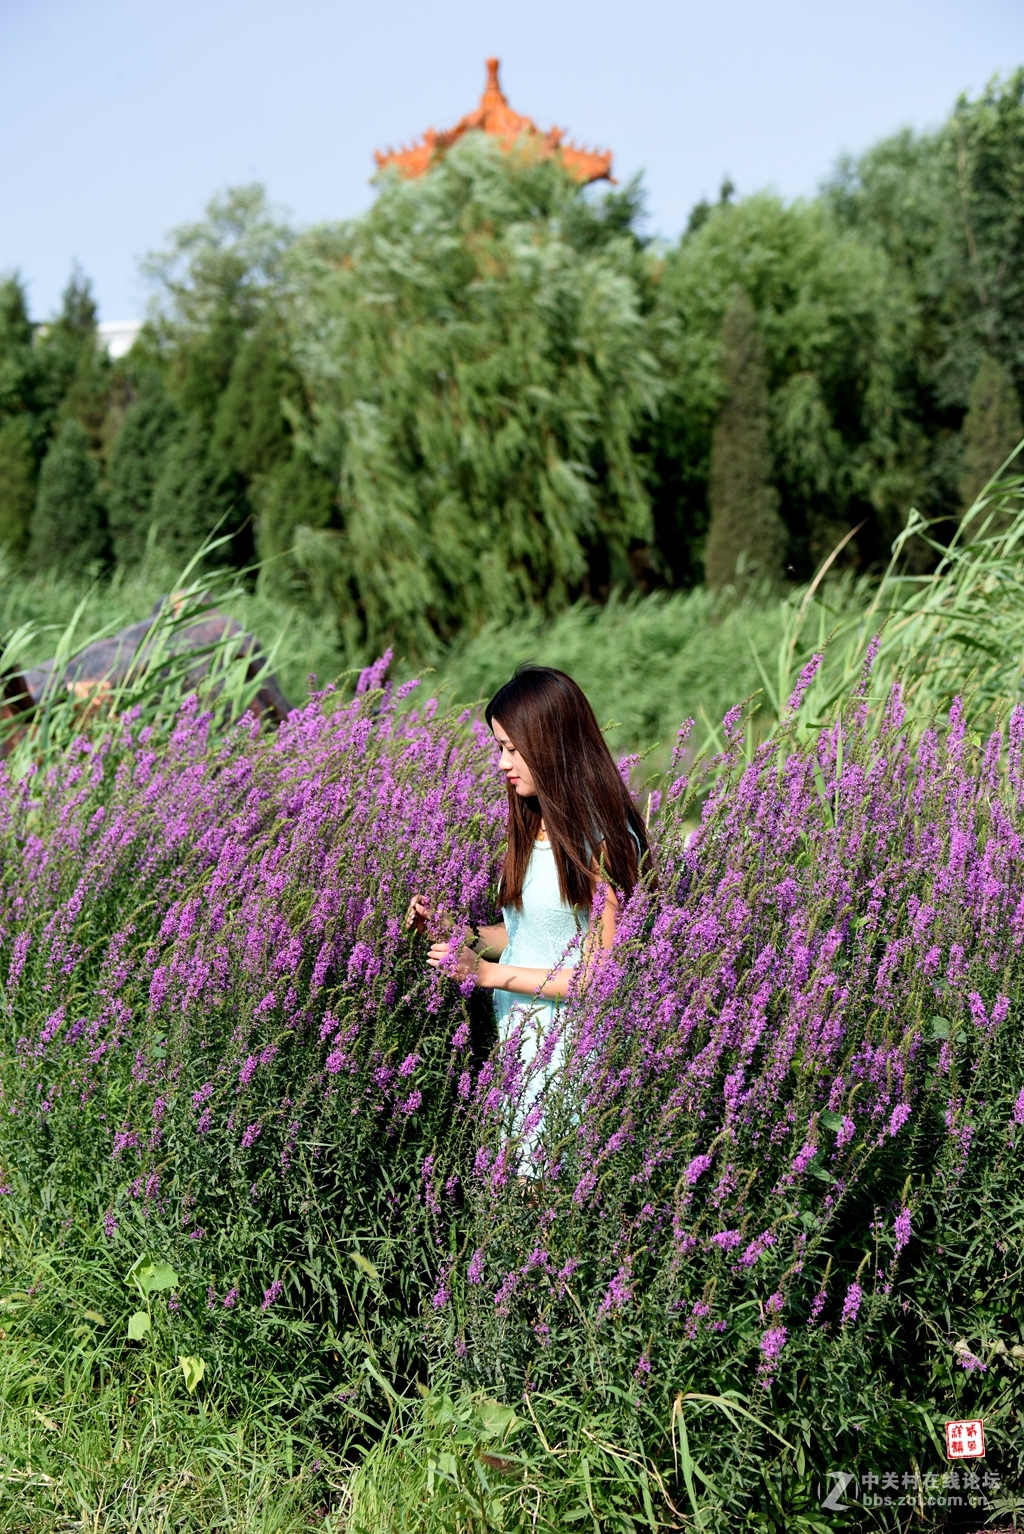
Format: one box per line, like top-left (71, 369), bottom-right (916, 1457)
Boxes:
top-left (373, 59), bottom-right (613, 184)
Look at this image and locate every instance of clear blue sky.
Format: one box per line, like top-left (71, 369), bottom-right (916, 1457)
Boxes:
top-left (2, 0), bottom-right (1023, 322)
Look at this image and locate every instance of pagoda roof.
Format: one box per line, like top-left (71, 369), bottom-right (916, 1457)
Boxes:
top-left (374, 59), bottom-right (613, 185)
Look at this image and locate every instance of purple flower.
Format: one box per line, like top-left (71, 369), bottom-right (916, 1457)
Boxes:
top-left (887, 1104), bottom-right (911, 1137)
top-left (103, 1208), bottom-right (117, 1239)
top-left (759, 1325), bottom-right (787, 1362)
top-left (467, 1249), bottom-right (485, 1285)
top-left (261, 1278), bottom-right (284, 1310)
top-left (893, 1209), bottom-right (911, 1255)
top-left (223, 1287), bottom-right (239, 1308)
top-left (1013, 1086), bottom-right (1024, 1127)
top-left (840, 1283), bottom-right (863, 1327)
top-left (785, 653), bottom-right (823, 716)
top-left (597, 1265), bottom-right (632, 1318)
top-left (240, 1121), bottom-right (262, 1149)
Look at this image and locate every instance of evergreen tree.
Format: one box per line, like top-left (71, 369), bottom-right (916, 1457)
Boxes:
top-left (960, 354), bottom-right (1024, 517)
top-left (704, 289), bottom-right (786, 592)
top-left (144, 185), bottom-right (293, 429)
top-left (27, 419), bottom-right (108, 575)
top-left (255, 453), bottom-right (336, 572)
top-left (212, 321), bottom-right (298, 479)
top-left (107, 373), bottom-right (182, 565)
top-left (149, 416), bottom-right (245, 567)
top-left (652, 193), bottom-right (917, 585)
top-left (33, 269), bottom-right (111, 453)
top-left (0, 416), bottom-right (36, 562)
top-left (0, 277), bottom-right (45, 454)
top-left (0, 275), bottom-right (33, 358)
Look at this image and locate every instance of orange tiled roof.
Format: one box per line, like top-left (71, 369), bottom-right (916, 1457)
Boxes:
top-left (374, 58), bottom-right (613, 185)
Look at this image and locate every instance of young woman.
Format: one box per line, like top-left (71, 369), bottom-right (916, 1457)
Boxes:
top-left (408, 666), bottom-right (649, 1107)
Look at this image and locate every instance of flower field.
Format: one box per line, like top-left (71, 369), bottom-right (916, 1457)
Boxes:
top-left (0, 645), bottom-right (1023, 1532)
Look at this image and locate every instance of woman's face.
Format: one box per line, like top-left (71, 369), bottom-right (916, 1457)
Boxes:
top-left (491, 718), bottom-right (538, 798)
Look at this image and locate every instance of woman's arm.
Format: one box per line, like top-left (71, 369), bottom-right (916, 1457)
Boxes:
top-left (427, 887), bottom-right (617, 997)
top-left (473, 922), bottom-right (508, 959)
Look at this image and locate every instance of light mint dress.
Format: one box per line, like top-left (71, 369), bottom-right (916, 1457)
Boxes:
top-left (493, 839), bottom-right (588, 1118)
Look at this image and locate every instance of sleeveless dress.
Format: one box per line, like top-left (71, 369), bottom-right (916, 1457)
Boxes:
top-left (492, 840), bottom-right (588, 1148)
top-left (493, 838), bottom-right (587, 1052)
top-left (491, 829), bottom-right (639, 1157)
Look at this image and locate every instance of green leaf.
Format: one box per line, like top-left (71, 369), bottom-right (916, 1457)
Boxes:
top-left (128, 1255), bottom-right (179, 1296)
top-left (928, 1015), bottom-right (950, 1040)
top-left (178, 1354), bottom-right (206, 1394)
top-left (475, 1398), bottom-right (521, 1441)
top-left (127, 1310), bottom-right (151, 1341)
top-left (820, 1111), bottom-right (844, 1132)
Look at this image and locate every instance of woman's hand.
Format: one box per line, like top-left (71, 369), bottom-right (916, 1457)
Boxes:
top-left (426, 940), bottom-right (481, 984)
top-left (405, 894), bottom-right (432, 934)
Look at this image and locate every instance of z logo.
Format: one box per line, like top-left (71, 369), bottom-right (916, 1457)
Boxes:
top-left (820, 1472), bottom-right (859, 1511)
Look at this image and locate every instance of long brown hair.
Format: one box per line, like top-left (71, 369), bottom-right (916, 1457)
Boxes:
top-left (485, 666), bottom-right (650, 911)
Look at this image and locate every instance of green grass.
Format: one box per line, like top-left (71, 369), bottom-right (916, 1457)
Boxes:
top-left (0, 552), bottom-right (347, 713)
top-left (429, 587), bottom-right (786, 761)
top-left (0, 1228), bottom-right (345, 1533)
top-left (0, 554), bottom-right (787, 760)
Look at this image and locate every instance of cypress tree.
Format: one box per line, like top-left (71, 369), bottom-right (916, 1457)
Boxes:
top-left (27, 419), bottom-right (108, 575)
top-left (149, 416), bottom-right (243, 567)
top-left (212, 322), bottom-right (297, 479)
top-left (0, 416), bottom-right (37, 562)
top-left (255, 453), bottom-right (336, 594)
top-left (107, 375), bottom-right (182, 565)
top-left (960, 354), bottom-right (1024, 519)
top-left (704, 289), bottom-right (786, 591)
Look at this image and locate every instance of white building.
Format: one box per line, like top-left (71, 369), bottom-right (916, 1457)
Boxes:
top-left (97, 320), bottom-right (142, 359)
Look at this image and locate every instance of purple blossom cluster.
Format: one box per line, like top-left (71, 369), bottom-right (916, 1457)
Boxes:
top-left (0, 663), bottom-right (1021, 1418)
top-left (0, 674), bottom-right (504, 1322)
top-left (455, 688), bottom-right (1024, 1396)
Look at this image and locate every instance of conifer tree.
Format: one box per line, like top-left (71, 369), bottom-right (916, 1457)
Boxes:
top-left (959, 354), bottom-right (1024, 517)
top-left (0, 416), bottom-right (36, 562)
top-left (107, 375), bottom-right (182, 565)
top-left (149, 416), bottom-right (245, 567)
top-left (27, 419), bottom-right (108, 575)
top-left (704, 289), bottom-right (786, 591)
top-left (212, 321), bottom-right (297, 479)
top-left (255, 454), bottom-right (336, 579)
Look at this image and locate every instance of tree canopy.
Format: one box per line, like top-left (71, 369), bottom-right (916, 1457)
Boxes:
top-left (2, 69), bottom-right (1023, 659)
